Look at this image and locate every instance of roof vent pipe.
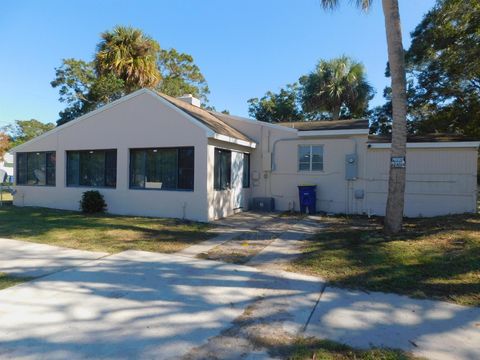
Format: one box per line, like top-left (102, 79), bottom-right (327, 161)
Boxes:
top-left (177, 94), bottom-right (201, 107)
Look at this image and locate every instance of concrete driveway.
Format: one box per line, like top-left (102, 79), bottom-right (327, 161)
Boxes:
top-left (0, 240), bottom-right (322, 360)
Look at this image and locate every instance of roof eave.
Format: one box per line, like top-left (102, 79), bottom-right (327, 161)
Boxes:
top-left (368, 141), bottom-right (480, 149)
top-left (212, 133), bottom-right (257, 149)
top-left (297, 129), bottom-right (369, 137)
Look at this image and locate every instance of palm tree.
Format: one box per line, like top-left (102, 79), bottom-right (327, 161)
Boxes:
top-left (300, 56), bottom-right (373, 120)
top-left (320, 0), bottom-right (407, 234)
top-left (95, 26), bottom-right (161, 92)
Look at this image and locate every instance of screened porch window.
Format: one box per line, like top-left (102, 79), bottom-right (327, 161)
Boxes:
top-left (16, 151), bottom-right (56, 186)
top-left (242, 153), bottom-right (250, 188)
top-left (129, 147), bottom-right (194, 191)
top-left (214, 148), bottom-right (231, 190)
top-left (67, 149), bottom-right (117, 188)
top-left (298, 145), bottom-right (323, 171)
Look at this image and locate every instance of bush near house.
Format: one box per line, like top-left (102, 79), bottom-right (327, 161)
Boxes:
top-left (80, 190), bottom-right (107, 213)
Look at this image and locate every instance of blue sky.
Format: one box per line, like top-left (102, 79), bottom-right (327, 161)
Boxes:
top-left (0, 0), bottom-right (436, 126)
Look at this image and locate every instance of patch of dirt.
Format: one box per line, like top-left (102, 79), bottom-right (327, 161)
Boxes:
top-left (197, 230), bottom-right (280, 264)
top-left (182, 295), bottom-right (297, 360)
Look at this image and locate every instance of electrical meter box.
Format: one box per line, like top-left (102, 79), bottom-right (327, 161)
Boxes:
top-left (345, 154), bottom-right (358, 180)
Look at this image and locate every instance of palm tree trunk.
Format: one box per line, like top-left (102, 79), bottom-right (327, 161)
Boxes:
top-left (382, 0), bottom-right (407, 234)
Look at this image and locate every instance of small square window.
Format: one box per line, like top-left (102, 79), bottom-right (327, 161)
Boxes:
top-left (298, 145), bottom-right (323, 171)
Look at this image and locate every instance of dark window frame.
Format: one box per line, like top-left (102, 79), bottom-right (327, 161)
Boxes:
top-left (129, 146), bottom-right (195, 191)
top-left (16, 151), bottom-right (56, 186)
top-left (242, 153), bottom-right (250, 188)
top-left (66, 149), bottom-right (117, 188)
top-left (214, 148), bottom-right (232, 191)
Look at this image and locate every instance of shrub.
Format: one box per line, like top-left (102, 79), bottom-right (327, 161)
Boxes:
top-left (80, 190), bottom-right (107, 214)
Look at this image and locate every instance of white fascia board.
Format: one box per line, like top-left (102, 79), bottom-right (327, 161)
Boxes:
top-left (368, 141), bottom-right (480, 149)
top-left (10, 89), bottom-right (153, 153)
top-left (297, 129), bottom-right (369, 137)
top-left (212, 133), bottom-right (257, 149)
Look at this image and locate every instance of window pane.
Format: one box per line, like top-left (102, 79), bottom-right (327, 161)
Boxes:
top-left (311, 146), bottom-right (323, 162)
top-left (298, 145), bottom-right (310, 171)
top-left (80, 151), bottom-right (105, 187)
top-left (299, 162), bottom-right (310, 171)
top-left (311, 146), bottom-right (323, 171)
top-left (16, 153), bottom-right (27, 185)
top-left (145, 149), bottom-right (162, 189)
top-left (242, 153), bottom-right (250, 188)
top-left (130, 150), bottom-right (145, 188)
top-left (67, 152), bottom-right (80, 186)
top-left (160, 149), bottom-right (178, 189)
top-left (214, 148), bottom-right (231, 190)
top-left (178, 147), bottom-right (194, 190)
top-left (46, 152), bottom-right (56, 186)
top-left (312, 161), bottom-right (323, 171)
top-left (67, 150), bottom-right (116, 188)
top-left (105, 150), bottom-right (117, 188)
top-left (27, 152), bottom-right (46, 186)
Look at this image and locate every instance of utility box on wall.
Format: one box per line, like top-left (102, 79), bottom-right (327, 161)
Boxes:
top-left (345, 154), bottom-right (358, 180)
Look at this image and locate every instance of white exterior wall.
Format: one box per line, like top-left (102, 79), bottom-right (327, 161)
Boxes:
top-left (218, 115), bottom-right (478, 217)
top-left (12, 92), bottom-right (211, 222)
top-left (366, 147), bottom-right (478, 217)
top-left (270, 135), bottom-right (368, 213)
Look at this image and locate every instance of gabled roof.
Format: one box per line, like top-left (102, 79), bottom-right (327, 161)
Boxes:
top-left (156, 92), bottom-right (254, 143)
top-left (277, 119), bottom-right (369, 131)
top-left (11, 89), bottom-right (255, 153)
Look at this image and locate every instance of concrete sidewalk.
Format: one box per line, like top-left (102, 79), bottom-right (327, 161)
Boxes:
top-left (305, 286), bottom-right (480, 360)
top-left (0, 238), bottom-right (107, 278)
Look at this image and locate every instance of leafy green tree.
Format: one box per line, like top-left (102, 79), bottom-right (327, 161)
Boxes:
top-left (300, 56), bottom-right (374, 120)
top-left (0, 132), bottom-right (10, 160)
top-left (95, 26), bottom-right (161, 92)
top-left (406, 0), bottom-right (480, 137)
top-left (51, 59), bottom-right (125, 125)
top-left (248, 84), bottom-right (304, 123)
top-left (52, 26), bottom-right (210, 126)
top-left (3, 120), bottom-right (55, 147)
top-left (320, 0), bottom-right (408, 234)
top-left (157, 49), bottom-right (209, 103)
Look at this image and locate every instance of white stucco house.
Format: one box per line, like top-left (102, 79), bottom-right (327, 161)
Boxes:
top-left (10, 89), bottom-right (479, 221)
top-left (0, 152), bottom-right (14, 182)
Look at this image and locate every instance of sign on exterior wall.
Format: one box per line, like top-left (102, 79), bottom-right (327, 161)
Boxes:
top-left (391, 156), bottom-right (406, 168)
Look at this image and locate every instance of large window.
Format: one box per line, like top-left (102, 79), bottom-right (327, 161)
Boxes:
top-left (242, 153), bottom-right (250, 188)
top-left (298, 145), bottom-right (323, 171)
top-left (67, 149), bottom-right (117, 188)
top-left (130, 147), bottom-right (194, 191)
top-left (16, 152), bottom-right (56, 186)
top-left (214, 148), bottom-right (231, 190)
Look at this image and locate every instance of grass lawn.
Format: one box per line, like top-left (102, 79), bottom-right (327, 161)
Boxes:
top-left (286, 337), bottom-right (419, 360)
top-left (289, 213), bottom-right (480, 307)
top-left (0, 205), bottom-right (212, 253)
top-left (0, 273), bottom-right (28, 290)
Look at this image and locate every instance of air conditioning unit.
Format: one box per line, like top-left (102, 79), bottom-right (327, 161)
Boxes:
top-left (251, 197), bottom-right (275, 212)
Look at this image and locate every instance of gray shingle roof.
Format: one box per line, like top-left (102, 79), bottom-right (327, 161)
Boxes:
top-left (368, 134), bottom-right (479, 143)
top-left (277, 119), bottom-right (369, 131)
top-left (156, 92), bottom-right (253, 143)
